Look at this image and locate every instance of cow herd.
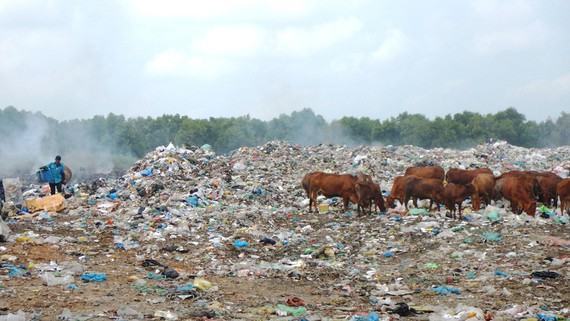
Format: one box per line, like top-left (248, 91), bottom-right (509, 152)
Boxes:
top-left (302, 166), bottom-right (570, 219)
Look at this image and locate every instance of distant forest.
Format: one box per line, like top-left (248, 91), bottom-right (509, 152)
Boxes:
top-left (1, 106), bottom-right (569, 159)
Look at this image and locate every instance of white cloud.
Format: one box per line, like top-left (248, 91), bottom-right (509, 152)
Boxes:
top-left (145, 49), bottom-right (234, 79)
top-left (471, 0), bottom-right (533, 24)
top-left (129, 0), bottom-right (313, 20)
top-left (371, 29), bottom-right (408, 62)
top-left (274, 17), bottom-right (363, 56)
top-left (514, 72), bottom-right (570, 98)
top-left (330, 53), bottom-right (366, 73)
top-left (474, 20), bottom-right (548, 54)
top-left (192, 25), bottom-right (266, 57)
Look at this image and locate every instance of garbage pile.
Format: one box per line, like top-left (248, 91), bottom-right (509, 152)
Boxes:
top-left (0, 141), bottom-right (569, 320)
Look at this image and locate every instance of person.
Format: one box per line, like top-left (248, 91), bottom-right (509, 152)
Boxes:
top-left (40, 155), bottom-right (66, 195)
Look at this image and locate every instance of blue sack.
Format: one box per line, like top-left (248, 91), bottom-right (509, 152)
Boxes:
top-left (37, 169), bottom-right (52, 183)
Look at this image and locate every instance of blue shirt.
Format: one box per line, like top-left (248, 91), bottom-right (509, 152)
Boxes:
top-left (46, 162), bottom-right (65, 184)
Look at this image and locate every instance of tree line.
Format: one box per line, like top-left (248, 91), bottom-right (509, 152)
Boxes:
top-left (1, 106), bottom-right (569, 160)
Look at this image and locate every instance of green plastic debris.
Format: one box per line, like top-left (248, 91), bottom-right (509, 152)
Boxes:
top-left (486, 211), bottom-right (501, 222)
top-left (538, 205), bottom-right (553, 215)
top-left (276, 304), bottom-right (307, 317)
top-left (451, 226), bottom-right (464, 232)
top-left (554, 216), bottom-right (569, 225)
top-left (146, 272), bottom-right (166, 280)
top-left (482, 231), bottom-right (502, 242)
top-left (304, 248), bottom-right (315, 255)
top-left (409, 208), bottom-right (430, 216)
top-left (463, 237), bottom-right (474, 244)
top-left (424, 262), bottom-right (440, 270)
top-left (450, 251), bottom-right (464, 259)
top-left (466, 271), bottom-right (477, 279)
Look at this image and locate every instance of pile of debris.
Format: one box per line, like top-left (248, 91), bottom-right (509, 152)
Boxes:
top-left (0, 141), bottom-right (569, 320)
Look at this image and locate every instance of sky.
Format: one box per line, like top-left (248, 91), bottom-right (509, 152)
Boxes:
top-left (1, 0), bottom-right (569, 121)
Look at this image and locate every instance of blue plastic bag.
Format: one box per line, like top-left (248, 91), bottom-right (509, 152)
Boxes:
top-left (350, 312), bottom-right (380, 321)
top-left (432, 285), bottom-right (461, 295)
top-left (176, 283), bottom-right (195, 293)
top-left (495, 269), bottom-right (509, 278)
top-left (536, 314), bottom-right (557, 321)
top-left (233, 240), bottom-right (249, 249)
top-left (186, 195), bottom-right (200, 207)
top-left (80, 272), bottom-right (107, 282)
top-left (140, 168), bottom-right (153, 177)
top-left (8, 266), bottom-right (27, 278)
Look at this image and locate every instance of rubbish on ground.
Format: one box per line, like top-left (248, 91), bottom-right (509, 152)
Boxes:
top-left (25, 194), bottom-right (65, 213)
top-left (80, 272), bottom-right (107, 282)
top-left (482, 231), bottom-right (502, 242)
top-left (531, 271), bottom-right (560, 279)
top-left (275, 304), bottom-right (307, 317)
top-left (432, 285), bottom-right (461, 295)
top-left (1, 140), bottom-right (569, 319)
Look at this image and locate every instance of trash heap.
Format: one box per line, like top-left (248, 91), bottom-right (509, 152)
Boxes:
top-left (0, 141), bottom-right (569, 320)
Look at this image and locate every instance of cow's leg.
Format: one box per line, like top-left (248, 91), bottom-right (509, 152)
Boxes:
top-left (472, 194), bottom-right (479, 211)
top-left (343, 197), bottom-right (350, 212)
top-left (403, 194), bottom-right (410, 211)
top-left (457, 202), bottom-right (463, 220)
top-left (310, 191), bottom-right (318, 213)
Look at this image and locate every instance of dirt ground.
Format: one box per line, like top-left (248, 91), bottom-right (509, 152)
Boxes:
top-left (1, 209), bottom-right (569, 320)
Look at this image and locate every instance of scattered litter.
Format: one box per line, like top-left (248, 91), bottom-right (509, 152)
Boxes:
top-left (432, 285), bottom-right (462, 295)
top-left (0, 140), bottom-right (569, 319)
top-left (80, 272), bottom-right (107, 282)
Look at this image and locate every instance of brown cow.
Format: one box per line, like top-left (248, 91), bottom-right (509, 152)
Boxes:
top-left (356, 181), bottom-right (386, 214)
top-left (402, 177), bottom-right (444, 211)
top-left (442, 183), bottom-right (475, 219)
top-left (496, 175), bottom-right (538, 215)
top-left (302, 171), bottom-right (323, 212)
top-left (370, 182), bottom-right (386, 213)
top-left (471, 173), bottom-right (496, 211)
top-left (533, 172), bottom-right (562, 207)
top-left (496, 170), bottom-right (559, 206)
top-left (305, 173), bottom-right (359, 213)
top-left (355, 182), bottom-right (373, 215)
top-left (557, 179), bottom-right (570, 214)
top-left (495, 171), bottom-right (540, 200)
top-left (404, 166), bottom-right (445, 181)
top-left (446, 168), bottom-right (493, 185)
top-left (386, 176), bottom-right (413, 208)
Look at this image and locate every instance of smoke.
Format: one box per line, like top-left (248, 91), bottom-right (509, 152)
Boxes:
top-left (0, 113), bottom-right (50, 177)
top-left (264, 109), bottom-right (362, 148)
top-left (0, 109), bottom-right (133, 182)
